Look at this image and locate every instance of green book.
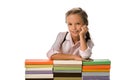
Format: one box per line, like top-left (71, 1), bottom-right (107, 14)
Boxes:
top-left (83, 59), bottom-right (111, 65)
top-left (54, 67), bottom-right (82, 71)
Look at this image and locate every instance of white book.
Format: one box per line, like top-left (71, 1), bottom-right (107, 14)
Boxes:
top-left (54, 60), bottom-right (82, 64)
top-left (25, 74), bottom-right (53, 78)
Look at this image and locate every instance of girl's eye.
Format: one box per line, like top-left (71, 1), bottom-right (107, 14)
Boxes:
top-left (76, 23), bottom-right (80, 25)
top-left (68, 23), bottom-right (72, 26)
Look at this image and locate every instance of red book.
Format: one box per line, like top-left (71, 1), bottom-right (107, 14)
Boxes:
top-left (25, 59), bottom-right (53, 65)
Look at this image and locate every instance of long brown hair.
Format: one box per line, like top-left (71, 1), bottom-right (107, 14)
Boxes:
top-left (65, 7), bottom-right (91, 42)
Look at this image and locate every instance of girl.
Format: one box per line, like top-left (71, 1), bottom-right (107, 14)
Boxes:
top-left (47, 7), bottom-right (94, 60)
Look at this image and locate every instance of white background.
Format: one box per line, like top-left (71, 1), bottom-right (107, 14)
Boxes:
top-left (0, 0), bottom-right (119, 80)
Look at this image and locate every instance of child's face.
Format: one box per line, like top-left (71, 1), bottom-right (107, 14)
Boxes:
top-left (66, 14), bottom-right (84, 37)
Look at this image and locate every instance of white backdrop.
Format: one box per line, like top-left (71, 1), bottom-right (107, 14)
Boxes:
top-left (0, 0), bottom-right (120, 80)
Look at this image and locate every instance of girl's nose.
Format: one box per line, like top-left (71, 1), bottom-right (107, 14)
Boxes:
top-left (72, 25), bottom-right (76, 29)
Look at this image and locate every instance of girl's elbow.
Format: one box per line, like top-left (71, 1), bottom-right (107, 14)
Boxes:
top-left (81, 53), bottom-right (92, 59)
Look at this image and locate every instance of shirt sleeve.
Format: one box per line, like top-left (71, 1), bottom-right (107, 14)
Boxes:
top-left (47, 32), bottom-right (66, 59)
top-left (79, 40), bottom-right (94, 59)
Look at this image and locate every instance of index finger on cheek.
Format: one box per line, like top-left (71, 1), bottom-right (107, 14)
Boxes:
top-left (83, 25), bottom-right (87, 27)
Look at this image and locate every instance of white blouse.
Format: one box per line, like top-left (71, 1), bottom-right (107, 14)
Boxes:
top-left (47, 32), bottom-right (94, 59)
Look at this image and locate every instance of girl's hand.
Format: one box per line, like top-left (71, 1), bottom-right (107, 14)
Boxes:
top-left (79, 25), bottom-right (88, 36)
top-left (82, 58), bottom-right (93, 61)
top-left (73, 55), bottom-right (83, 61)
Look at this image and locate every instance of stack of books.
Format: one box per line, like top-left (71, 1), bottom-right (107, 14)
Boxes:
top-left (82, 59), bottom-right (111, 80)
top-left (25, 59), bottom-right (53, 80)
top-left (53, 60), bottom-right (82, 80)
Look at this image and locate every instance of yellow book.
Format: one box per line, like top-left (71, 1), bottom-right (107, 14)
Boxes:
top-left (25, 65), bottom-right (53, 68)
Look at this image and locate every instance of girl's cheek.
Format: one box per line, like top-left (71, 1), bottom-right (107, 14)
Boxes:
top-left (78, 27), bottom-right (82, 31)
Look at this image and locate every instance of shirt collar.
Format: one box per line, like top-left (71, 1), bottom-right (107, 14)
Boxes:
top-left (66, 32), bottom-right (80, 46)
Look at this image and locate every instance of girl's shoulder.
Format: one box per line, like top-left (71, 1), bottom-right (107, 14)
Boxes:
top-left (57, 31), bottom-right (68, 37)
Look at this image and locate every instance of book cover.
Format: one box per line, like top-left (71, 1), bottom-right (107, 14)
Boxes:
top-left (83, 59), bottom-right (111, 65)
top-left (25, 65), bottom-right (53, 68)
top-left (54, 60), bottom-right (82, 65)
top-left (54, 67), bottom-right (81, 71)
top-left (82, 76), bottom-right (110, 80)
top-left (25, 59), bottom-right (53, 65)
top-left (82, 72), bottom-right (110, 76)
top-left (54, 77), bottom-right (82, 80)
top-left (25, 74), bottom-right (53, 78)
top-left (26, 68), bottom-right (52, 71)
top-left (82, 69), bottom-right (110, 72)
top-left (25, 70), bottom-right (53, 74)
top-left (26, 79), bottom-right (53, 80)
top-left (83, 65), bottom-right (110, 69)
top-left (54, 73), bottom-right (82, 77)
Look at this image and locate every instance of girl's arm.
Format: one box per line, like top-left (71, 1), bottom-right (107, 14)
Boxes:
top-left (79, 25), bottom-right (94, 59)
top-left (79, 25), bottom-right (88, 51)
top-left (51, 53), bottom-right (82, 60)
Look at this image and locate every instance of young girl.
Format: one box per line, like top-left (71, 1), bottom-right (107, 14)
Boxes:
top-left (47, 7), bottom-right (94, 60)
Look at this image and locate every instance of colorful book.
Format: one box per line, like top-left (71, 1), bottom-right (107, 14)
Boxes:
top-left (54, 70), bottom-right (81, 73)
top-left (54, 77), bottom-right (82, 80)
top-left (25, 70), bottom-right (53, 74)
top-left (83, 59), bottom-right (111, 65)
top-left (26, 68), bottom-right (52, 71)
top-left (83, 65), bottom-right (110, 69)
top-left (82, 72), bottom-right (110, 76)
top-left (82, 76), bottom-right (110, 80)
top-left (25, 59), bottom-right (111, 80)
top-left (82, 69), bottom-right (110, 72)
top-left (54, 60), bottom-right (82, 65)
top-left (25, 78), bottom-right (54, 80)
top-left (54, 73), bottom-right (82, 77)
top-left (54, 64), bottom-right (82, 67)
top-left (54, 67), bottom-right (81, 71)
top-left (25, 59), bottom-right (53, 65)
top-left (25, 74), bottom-right (53, 78)
top-left (25, 65), bottom-right (53, 68)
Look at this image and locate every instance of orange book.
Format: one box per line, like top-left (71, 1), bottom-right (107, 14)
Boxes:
top-left (82, 68), bottom-right (110, 72)
top-left (25, 59), bottom-right (53, 65)
top-left (83, 65), bottom-right (110, 69)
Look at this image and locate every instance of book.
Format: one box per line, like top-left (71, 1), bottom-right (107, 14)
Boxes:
top-left (54, 60), bottom-right (82, 65)
top-left (54, 70), bottom-right (81, 73)
top-left (83, 59), bottom-right (111, 65)
top-left (25, 65), bottom-right (53, 68)
top-left (82, 69), bottom-right (110, 72)
top-left (83, 65), bottom-right (110, 69)
top-left (82, 72), bottom-right (110, 76)
top-left (54, 67), bottom-right (81, 71)
top-left (25, 74), bottom-right (53, 78)
top-left (54, 64), bottom-right (82, 67)
top-left (26, 68), bottom-right (52, 71)
top-left (54, 73), bottom-right (82, 77)
top-left (82, 76), bottom-right (110, 80)
top-left (25, 59), bottom-right (53, 65)
top-left (25, 78), bottom-right (54, 80)
top-left (54, 77), bottom-right (82, 80)
top-left (25, 70), bottom-right (53, 74)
